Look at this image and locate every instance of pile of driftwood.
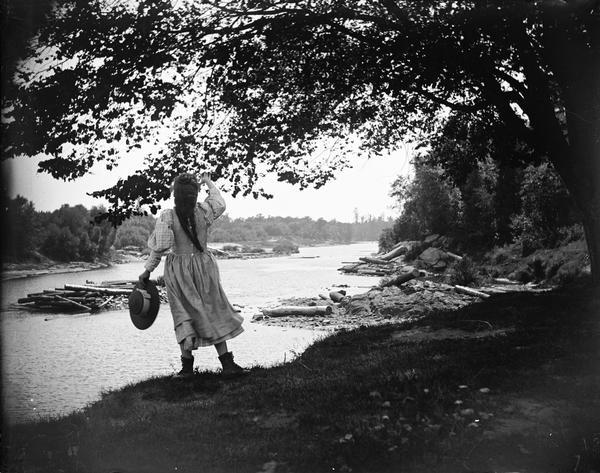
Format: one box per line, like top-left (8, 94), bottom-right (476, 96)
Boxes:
top-left (258, 290), bottom-right (349, 319)
top-left (16, 280), bottom-right (136, 313)
top-left (339, 242), bottom-right (410, 276)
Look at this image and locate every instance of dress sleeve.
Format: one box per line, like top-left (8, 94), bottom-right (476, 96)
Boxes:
top-left (144, 209), bottom-right (174, 272)
top-left (198, 180), bottom-right (226, 226)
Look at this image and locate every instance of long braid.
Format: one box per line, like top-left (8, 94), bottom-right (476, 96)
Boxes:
top-left (173, 174), bottom-right (203, 252)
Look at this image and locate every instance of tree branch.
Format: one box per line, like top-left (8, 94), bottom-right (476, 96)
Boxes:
top-left (324, 18), bottom-right (382, 46)
top-left (378, 0), bottom-right (410, 23)
top-left (481, 73), bottom-right (535, 145)
top-left (515, 28), bottom-right (571, 160)
top-left (405, 86), bottom-right (485, 113)
top-left (493, 67), bottom-right (527, 97)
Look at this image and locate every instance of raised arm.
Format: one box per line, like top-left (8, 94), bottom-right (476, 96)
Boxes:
top-left (199, 174), bottom-right (226, 223)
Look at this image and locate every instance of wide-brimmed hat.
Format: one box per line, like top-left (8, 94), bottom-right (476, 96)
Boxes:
top-left (128, 280), bottom-right (160, 330)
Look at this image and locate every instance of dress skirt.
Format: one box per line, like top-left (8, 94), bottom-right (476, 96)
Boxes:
top-left (163, 251), bottom-right (244, 348)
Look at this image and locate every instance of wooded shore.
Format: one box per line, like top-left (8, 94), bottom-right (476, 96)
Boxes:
top-left (1, 244), bottom-right (296, 281)
top-left (2, 261), bottom-right (112, 281)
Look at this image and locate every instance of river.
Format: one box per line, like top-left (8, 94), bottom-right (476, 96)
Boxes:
top-left (2, 242), bottom-right (380, 425)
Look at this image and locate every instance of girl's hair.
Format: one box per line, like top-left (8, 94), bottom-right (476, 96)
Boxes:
top-left (172, 173), bottom-right (199, 192)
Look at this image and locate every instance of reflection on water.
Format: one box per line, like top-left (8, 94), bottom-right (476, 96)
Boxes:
top-left (2, 242), bottom-right (379, 424)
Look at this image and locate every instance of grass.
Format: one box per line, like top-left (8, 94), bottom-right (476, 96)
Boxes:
top-left (3, 284), bottom-right (600, 473)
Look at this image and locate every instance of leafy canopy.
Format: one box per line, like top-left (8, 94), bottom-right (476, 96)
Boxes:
top-left (3, 0), bottom-right (598, 224)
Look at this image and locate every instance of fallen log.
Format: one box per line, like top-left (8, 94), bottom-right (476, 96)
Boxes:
top-left (446, 251), bottom-right (463, 261)
top-left (356, 268), bottom-right (388, 276)
top-left (63, 284), bottom-right (132, 295)
top-left (53, 288), bottom-right (94, 294)
top-left (28, 301), bottom-right (87, 310)
top-left (338, 263), bottom-right (363, 273)
top-left (318, 293), bottom-right (330, 300)
top-left (91, 297), bottom-right (115, 312)
top-left (380, 269), bottom-right (421, 288)
top-left (208, 247), bottom-right (229, 257)
top-left (100, 280), bottom-right (137, 286)
top-left (379, 245), bottom-right (408, 261)
top-left (479, 287), bottom-right (511, 295)
top-left (262, 306), bottom-right (333, 317)
top-left (454, 285), bottom-right (491, 299)
top-left (20, 295), bottom-right (101, 304)
top-left (18, 296), bottom-right (55, 303)
top-left (42, 290), bottom-right (84, 296)
top-left (329, 291), bottom-right (347, 302)
top-left (55, 295), bottom-right (92, 311)
top-left (359, 256), bottom-right (393, 265)
top-left (493, 278), bottom-right (520, 285)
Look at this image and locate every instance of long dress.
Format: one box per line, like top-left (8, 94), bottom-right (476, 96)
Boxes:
top-left (144, 182), bottom-right (243, 349)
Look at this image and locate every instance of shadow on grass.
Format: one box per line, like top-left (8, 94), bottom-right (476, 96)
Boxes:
top-left (3, 284), bottom-right (600, 473)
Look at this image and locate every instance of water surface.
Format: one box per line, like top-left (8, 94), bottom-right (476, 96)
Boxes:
top-left (2, 242), bottom-right (379, 424)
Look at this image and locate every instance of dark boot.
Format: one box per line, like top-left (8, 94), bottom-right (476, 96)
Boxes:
top-left (218, 352), bottom-right (247, 377)
top-left (174, 355), bottom-right (194, 379)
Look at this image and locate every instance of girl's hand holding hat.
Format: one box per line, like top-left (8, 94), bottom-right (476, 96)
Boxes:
top-left (139, 269), bottom-right (150, 287)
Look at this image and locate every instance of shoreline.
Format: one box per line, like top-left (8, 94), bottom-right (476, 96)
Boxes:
top-left (4, 283), bottom-right (598, 472)
top-left (2, 261), bottom-right (113, 281)
top-left (1, 241), bottom-right (370, 282)
top-left (0, 252), bottom-right (288, 281)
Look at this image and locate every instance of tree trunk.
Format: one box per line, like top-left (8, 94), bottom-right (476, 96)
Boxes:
top-left (581, 207), bottom-right (600, 285)
top-left (550, 153), bottom-right (600, 285)
top-left (544, 30), bottom-right (600, 285)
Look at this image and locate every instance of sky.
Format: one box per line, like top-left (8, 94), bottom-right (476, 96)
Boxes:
top-left (2, 145), bottom-right (414, 223)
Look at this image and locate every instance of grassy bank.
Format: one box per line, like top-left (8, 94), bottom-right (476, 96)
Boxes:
top-left (3, 285), bottom-right (599, 473)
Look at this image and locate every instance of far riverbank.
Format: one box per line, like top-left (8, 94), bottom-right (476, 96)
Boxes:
top-left (2, 261), bottom-right (112, 281)
top-left (2, 239), bottom-right (358, 281)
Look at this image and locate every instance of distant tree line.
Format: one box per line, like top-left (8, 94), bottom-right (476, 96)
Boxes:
top-left (2, 195), bottom-right (391, 263)
top-left (115, 214), bottom-right (390, 249)
top-left (209, 214), bottom-right (390, 245)
top-left (380, 114), bottom-right (581, 256)
top-left (113, 212), bottom-right (391, 250)
top-left (3, 197), bottom-right (115, 263)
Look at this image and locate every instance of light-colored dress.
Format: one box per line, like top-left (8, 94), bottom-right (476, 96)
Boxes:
top-left (144, 182), bottom-right (243, 349)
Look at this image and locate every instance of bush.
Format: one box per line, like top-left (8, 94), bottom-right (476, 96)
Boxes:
top-left (528, 257), bottom-right (546, 282)
top-left (511, 162), bottom-right (578, 255)
top-left (41, 224), bottom-right (80, 261)
top-left (2, 195), bottom-right (40, 262)
top-left (222, 245), bottom-right (240, 252)
top-left (114, 215), bottom-right (153, 250)
top-left (554, 260), bottom-right (586, 285)
top-left (114, 227), bottom-right (149, 249)
top-left (457, 162), bottom-right (498, 249)
top-left (378, 228), bottom-right (396, 253)
top-left (387, 165), bottom-right (460, 242)
top-left (558, 224), bottom-right (585, 245)
top-left (240, 246), bottom-right (265, 253)
top-left (446, 257), bottom-right (479, 286)
top-left (485, 245), bottom-right (515, 265)
top-left (272, 239), bottom-right (299, 254)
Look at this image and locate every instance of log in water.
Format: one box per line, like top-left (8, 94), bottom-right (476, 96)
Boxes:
top-left (262, 305), bottom-right (333, 317)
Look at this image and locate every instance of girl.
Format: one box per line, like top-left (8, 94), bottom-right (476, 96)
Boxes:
top-left (139, 172), bottom-right (245, 378)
